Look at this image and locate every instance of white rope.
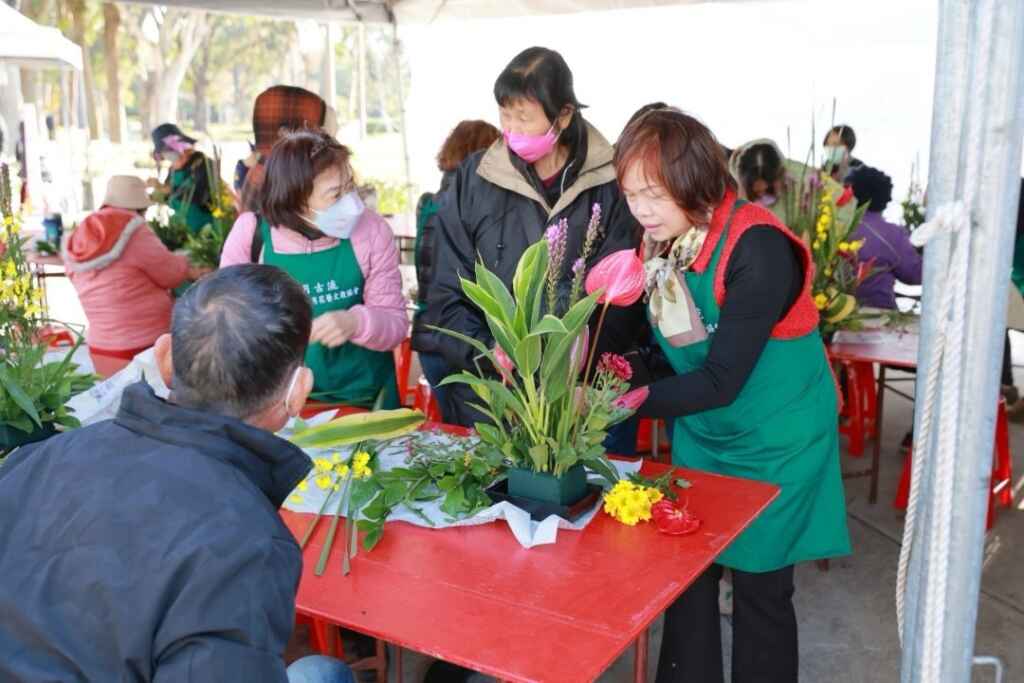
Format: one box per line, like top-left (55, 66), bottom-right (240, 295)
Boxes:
top-left (896, 201), bottom-right (972, 680)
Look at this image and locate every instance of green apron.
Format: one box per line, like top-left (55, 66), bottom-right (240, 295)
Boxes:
top-left (653, 201), bottom-right (851, 572)
top-left (168, 168), bottom-right (214, 235)
top-left (260, 219), bottom-right (399, 409)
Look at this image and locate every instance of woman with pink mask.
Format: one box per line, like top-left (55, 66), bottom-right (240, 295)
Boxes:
top-left (425, 46), bottom-right (642, 428)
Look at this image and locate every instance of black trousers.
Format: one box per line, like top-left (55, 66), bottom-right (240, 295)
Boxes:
top-left (656, 563), bottom-right (797, 683)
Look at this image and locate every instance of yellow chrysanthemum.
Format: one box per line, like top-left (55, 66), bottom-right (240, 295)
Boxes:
top-left (289, 494), bottom-right (303, 503)
top-left (314, 457), bottom-right (332, 472)
top-left (315, 474), bottom-right (332, 489)
top-left (297, 479), bottom-right (308, 491)
top-left (334, 463), bottom-right (350, 477)
top-left (352, 451), bottom-right (371, 469)
top-left (814, 293), bottom-right (829, 310)
top-left (353, 464), bottom-right (373, 480)
top-left (646, 487), bottom-right (664, 504)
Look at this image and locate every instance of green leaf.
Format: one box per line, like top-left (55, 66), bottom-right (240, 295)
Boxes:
top-left (437, 475), bottom-right (459, 491)
top-left (527, 443), bottom-right (549, 471)
top-left (289, 409), bottom-right (425, 449)
top-left (362, 524), bottom-right (384, 552)
top-left (528, 315), bottom-right (569, 338)
top-left (383, 482), bottom-right (407, 506)
top-left (513, 335), bottom-right (542, 378)
top-left (583, 455), bottom-right (619, 485)
top-left (475, 422), bottom-right (503, 446)
top-left (427, 325), bottom-right (493, 361)
top-left (475, 262), bottom-right (517, 329)
top-left (0, 365), bottom-right (42, 428)
top-left (562, 292), bottom-right (601, 335)
top-left (462, 279), bottom-right (509, 329)
top-left (485, 318), bottom-right (521, 367)
top-left (512, 240), bottom-right (547, 332)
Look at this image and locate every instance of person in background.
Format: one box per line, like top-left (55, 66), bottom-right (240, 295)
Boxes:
top-left (234, 142), bottom-right (258, 196)
top-left (221, 129), bottom-right (406, 408)
top-left (62, 175), bottom-right (209, 378)
top-left (0, 264), bottom-right (354, 683)
top-left (729, 138), bottom-right (855, 229)
top-left (240, 85), bottom-right (327, 213)
top-left (822, 123), bottom-right (863, 182)
top-left (1003, 177), bottom-right (1024, 416)
top-left (148, 122), bottom-right (215, 234)
top-left (846, 165), bottom-right (922, 310)
top-left (411, 120), bottom-right (501, 422)
top-left (616, 109), bottom-right (850, 683)
top-left (427, 46), bottom-right (643, 428)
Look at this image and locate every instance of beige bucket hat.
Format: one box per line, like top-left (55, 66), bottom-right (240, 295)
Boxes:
top-left (101, 175), bottom-right (153, 210)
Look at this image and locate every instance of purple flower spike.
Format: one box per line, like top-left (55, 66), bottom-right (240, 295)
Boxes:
top-left (572, 257), bottom-right (584, 275)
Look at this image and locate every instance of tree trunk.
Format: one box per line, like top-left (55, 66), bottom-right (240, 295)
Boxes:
top-left (69, 0), bottom-right (101, 140)
top-left (154, 10), bottom-right (209, 124)
top-left (102, 3), bottom-right (124, 143)
top-left (357, 22), bottom-right (367, 139)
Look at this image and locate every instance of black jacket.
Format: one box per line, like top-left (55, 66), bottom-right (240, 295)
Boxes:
top-left (0, 382), bottom-right (311, 682)
top-left (412, 121), bottom-right (643, 425)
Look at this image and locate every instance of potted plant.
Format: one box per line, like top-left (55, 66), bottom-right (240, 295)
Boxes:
top-left (434, 206), bottom-right (644, 508)
top-left (0, 164), bottom-right (95, 456)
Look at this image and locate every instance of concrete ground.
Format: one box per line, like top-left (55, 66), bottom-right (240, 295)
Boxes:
top-left (37, 275), bottom-right (1023, 682)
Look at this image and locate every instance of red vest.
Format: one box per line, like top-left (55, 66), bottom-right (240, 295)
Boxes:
top-left (691, 189), bottom-right (819, 339)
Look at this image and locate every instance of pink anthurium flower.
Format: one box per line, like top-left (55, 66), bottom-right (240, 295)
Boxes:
top-left (614, 386), bottom-right (649, 411)
top-left (585, 249), bottom-right (645, 306)
top-left (493, 345), bottom-right (514, 384)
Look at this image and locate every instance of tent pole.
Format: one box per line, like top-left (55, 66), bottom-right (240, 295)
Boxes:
top-left (902, 1), bottom-right (1024, 681)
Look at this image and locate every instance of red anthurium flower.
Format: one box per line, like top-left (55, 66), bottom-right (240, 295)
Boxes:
top-left (651, 500), bottom-right (701, 535)
top-left (585, 249), bottom-right (645, 306)
top-left (837, 185), bottom-right (855, 207)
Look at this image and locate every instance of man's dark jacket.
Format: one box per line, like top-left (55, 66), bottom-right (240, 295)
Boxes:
top-left (0, 382), bottom-right (311, 682)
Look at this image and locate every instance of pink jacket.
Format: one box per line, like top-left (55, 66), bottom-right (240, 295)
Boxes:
top-left (63, 211), bottom-right (189, 351)
top-left (220, 210), bottom-right (407, 351)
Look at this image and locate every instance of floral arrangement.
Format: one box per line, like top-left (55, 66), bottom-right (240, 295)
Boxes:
top-left (901, 166), bottom-right (926, 232)
top-left (183, 155), bottom-right (236, 269)
top-left (0, 164), bottom-right (94, 452)
top-left (782, 164), bottom-right (870, 334)
top-left (434, 204), bottom-right (644, 484)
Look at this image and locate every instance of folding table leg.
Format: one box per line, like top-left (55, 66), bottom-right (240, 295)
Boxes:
top-left (633, 628), bottom-right (649, 683)
top-left (393, 644), bottom-right (403, 682)
top-left (869, 365), bottom-right (886, 504)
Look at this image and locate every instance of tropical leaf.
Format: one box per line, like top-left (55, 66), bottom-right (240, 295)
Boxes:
top-left (0, 365), bottom-right (42, 428)
top-left (290, 409), bottom-right (425, 449)
top-left (514, 335), bottom-right (542, 378)
top-left (475, 262), bottom-right (517, 330)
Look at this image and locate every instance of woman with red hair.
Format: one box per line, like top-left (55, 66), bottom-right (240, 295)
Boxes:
top-left (616, 108), bottom-right (850, 683)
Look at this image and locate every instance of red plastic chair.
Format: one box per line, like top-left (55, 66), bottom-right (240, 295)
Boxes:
top-left (894, 399), bottom-right (1013, 531)
top-left (837, 360), bottom-right (878, 457)
top-left (393, 338), bottom-right (417, 407)
top-left (299, 402), bottom-right (369, 420)
top-left (36, 325), bottom-right (75, 348)
top-left (413, 376), bottom-right (442, 422)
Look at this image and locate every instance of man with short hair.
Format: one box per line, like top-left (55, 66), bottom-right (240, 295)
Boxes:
top-left (0, 265), bottom-right (352, 683)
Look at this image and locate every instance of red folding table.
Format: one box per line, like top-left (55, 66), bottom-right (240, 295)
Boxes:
top-left (829, 335), bottom-right (918, 503)
top-left (281, 424), bottom-right (778, 683)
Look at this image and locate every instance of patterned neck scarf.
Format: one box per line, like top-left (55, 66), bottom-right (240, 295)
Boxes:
top-left (643, 226), bottom-right (710, 346)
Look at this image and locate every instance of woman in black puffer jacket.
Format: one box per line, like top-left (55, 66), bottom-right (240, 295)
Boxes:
top-left (414, 46), bottom-right (643, 428)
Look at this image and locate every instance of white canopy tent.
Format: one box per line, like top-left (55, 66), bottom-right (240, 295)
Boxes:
top-left (0, 3), bottom-right (86, 214)
top-left (0, 3), bottom-right (83, 71)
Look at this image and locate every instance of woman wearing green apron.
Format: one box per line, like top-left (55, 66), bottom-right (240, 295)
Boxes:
top-left (220, 129), bottom-right (406, 408)
top-left (149, 123), bottom-right (215, 235)
top-left (615, 109), bottom-right (850, 682)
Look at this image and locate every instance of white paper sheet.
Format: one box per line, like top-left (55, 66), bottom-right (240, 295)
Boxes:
top-left (281, 430), bottom-right (640, 549)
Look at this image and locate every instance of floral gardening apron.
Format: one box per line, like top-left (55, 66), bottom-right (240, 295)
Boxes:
top-left (168, 167), bottom-right (214, 235)
top-left (260, 219), bottom-right (399, 409)
top-left (653, 201), bottom-right (851, 572)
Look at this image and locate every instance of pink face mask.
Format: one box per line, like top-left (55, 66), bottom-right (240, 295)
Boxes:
top-left (504, 125), bottom-right (559, 163)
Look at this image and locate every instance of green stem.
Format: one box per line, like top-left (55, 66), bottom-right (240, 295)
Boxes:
top-left (299, 479), bottom-right (337, 549)
top-left (316, 479), bottom-right (348, 576)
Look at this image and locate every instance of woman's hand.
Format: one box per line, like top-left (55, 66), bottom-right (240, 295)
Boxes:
top-left (187, 264), bottom-right (213, 281)
top-left (311, 310), bottom-right (360, 347)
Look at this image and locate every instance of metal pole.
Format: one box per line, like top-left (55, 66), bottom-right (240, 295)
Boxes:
top-left (321, 22), bottom-right (337, 108)
top-left (903, 1), bottom-right (1024, 681)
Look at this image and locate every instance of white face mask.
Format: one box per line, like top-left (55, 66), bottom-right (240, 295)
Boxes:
top-left (311, 191), bottom-right (364, 239)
